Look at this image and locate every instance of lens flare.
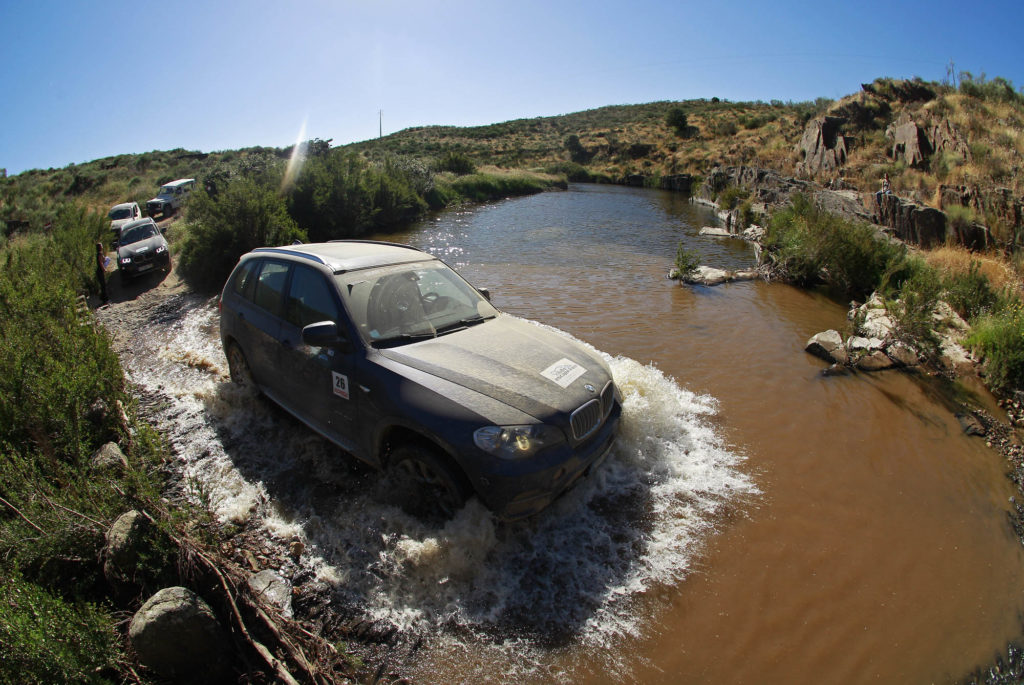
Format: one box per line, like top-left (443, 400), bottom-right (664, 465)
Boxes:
top-left (281, 117), bottom-right (308, 193)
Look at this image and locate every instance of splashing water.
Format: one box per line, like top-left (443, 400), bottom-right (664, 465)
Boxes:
top-left (120, 296), bottom-right (757, 681)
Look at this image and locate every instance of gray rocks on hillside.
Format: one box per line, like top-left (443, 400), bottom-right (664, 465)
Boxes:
top-left (129, 586), bottom-right (230, 683)
top-left (796, 116), bottom-right (852, 176)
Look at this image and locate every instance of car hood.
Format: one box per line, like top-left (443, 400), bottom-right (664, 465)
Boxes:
top-left (118, 236), bottom-right (166, 257)
top-left (110, 218), bottom-right (132, 230)
top-left (378, 315), bottom-right (611, 423)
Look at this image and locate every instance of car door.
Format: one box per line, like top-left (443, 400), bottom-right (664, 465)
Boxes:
top-left (277, 264), bottom-right (359, 449)
top-left (234, 259), bottom-right (289, 390)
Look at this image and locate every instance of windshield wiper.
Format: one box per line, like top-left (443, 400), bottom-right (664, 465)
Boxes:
top-left (371, 331), bottom-right (436, 348)
top-left (434, 314), bottom-right (492, 336)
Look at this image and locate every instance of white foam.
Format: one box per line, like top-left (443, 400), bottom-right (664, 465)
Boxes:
top-left (123, 298), bottom-right (758, 682)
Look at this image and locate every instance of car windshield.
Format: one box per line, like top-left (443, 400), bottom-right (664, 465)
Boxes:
top-left (336, 261), bottom-right (498, 346)
top-left (109, 207), bottom-right (132, 220)
top-left (120, 223), bottom-right (157, 245)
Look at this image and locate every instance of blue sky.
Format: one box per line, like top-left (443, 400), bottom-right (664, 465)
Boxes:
top-left (2, 0), bottom-right (1022, 175)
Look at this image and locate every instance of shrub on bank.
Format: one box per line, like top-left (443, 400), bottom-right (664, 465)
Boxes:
top-left (967, 303), bottom-right (1024, 393)
top-left (0, 216), bottom-right (172, 683)
top-left (763, 193), bottom-right (907, 300)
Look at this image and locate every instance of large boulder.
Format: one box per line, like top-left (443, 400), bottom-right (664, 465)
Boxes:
top-left (103, 510), bottom-right (149, 586)
top-left (129, 586), bottom-right (230, 683)
top-left (806, 330), bottom-right (846, 364)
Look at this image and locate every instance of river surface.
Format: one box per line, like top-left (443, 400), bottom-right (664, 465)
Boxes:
top-left (111, 183), bottom-right (1024, 683)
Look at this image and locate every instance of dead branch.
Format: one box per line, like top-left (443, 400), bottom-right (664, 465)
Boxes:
top-left (0, 494), bottom-right (45, 534)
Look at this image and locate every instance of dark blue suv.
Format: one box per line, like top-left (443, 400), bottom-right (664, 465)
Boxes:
top-left (218, 241), bottom-right (620, 520)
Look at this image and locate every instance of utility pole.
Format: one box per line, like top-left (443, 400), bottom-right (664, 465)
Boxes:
top-left (378, 110), bottom-right (383, 139)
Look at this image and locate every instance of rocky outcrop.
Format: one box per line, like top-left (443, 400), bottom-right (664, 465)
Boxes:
top-left (876, 193), bottom-right (948, 248)
top-left (129, 586), bottom-right (230, 683)
top-left (886, 114), bottom-right (970, 169)
top-left (940, 184), bottom-right (1022, 247)
top-left (658, 174), bottom-right (693, 193)
top-left (888, 115), bottom-right (928, 167)
top-left (796, 117), bottom-right (852, 176)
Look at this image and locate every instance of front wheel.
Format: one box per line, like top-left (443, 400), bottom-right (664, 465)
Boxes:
top-left (226, 343), bottom-right (255, 388)
top-left (390, 444), bottom-right (470, 521)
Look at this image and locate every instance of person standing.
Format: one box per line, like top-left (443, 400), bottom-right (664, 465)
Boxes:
top-left (95, 242), bottom-right (109, 304)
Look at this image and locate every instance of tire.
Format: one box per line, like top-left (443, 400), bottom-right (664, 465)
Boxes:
top-left (226, 343), bottom-right (255, 388)
top-left (390, 444), bottom-right (470, 520)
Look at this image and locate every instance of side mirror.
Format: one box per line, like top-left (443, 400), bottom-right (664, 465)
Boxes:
top-left (302, 321), bottom-right (349, 351)
top-left (477, 287), bottom-right (491, 301)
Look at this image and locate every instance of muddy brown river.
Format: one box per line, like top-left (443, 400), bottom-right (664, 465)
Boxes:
top-left (110, 183), bottom-right (1024, 683)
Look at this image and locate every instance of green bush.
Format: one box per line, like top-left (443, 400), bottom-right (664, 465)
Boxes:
top-left (764, 194), bottom-right (908, 299)
top-left (888, 258), bottom-right (942, 356)
top-left (942, 260), bottom-right (1000, 321)
top-left (666, 108), bottom-right (689, 137)
top-left (434, 150), bottom-right (476, 175)
top-left (178, 177), bottom-right (305, 292)
top-left (673, 243), bottom-right (701, 279)
top-left (968, 302), bottom-right (1024, 393)
top-left (717, 185), bottom-right (750, 211)
top-left (0, 573), bottom-right (121, 684)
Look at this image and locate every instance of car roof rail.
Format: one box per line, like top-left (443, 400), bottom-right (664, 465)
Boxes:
top-left (251, 247), bottom-right (327, 265)
top-left (326, 239), bottom-right (422, 251)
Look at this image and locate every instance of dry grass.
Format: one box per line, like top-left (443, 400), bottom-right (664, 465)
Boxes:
top-left (924, 246), bottom-right (1018, 292)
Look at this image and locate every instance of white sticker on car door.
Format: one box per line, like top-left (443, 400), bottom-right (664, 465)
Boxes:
top-left (332, 371), bottom-right (350, 400)
top-left (540, 358), bottom-right (586, 388)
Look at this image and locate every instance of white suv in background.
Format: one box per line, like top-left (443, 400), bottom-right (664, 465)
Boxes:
top-left (146, 178), bottom-right (195, 218)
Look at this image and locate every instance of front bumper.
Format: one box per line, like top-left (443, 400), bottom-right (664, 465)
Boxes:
top-left (477, 400), bottom-right (622, 521)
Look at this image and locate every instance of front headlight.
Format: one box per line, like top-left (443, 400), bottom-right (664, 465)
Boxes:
top-left (473, 424), bottom-right (566, 460)
top-left (120, 256), bottom-right (132, 265)
top-left (155, 245), bottom-right (167, 254)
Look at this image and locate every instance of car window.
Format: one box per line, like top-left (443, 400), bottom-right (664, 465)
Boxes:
top-left (285, 265), bottom-right (339, 329)
top-left (120, 223), bottom-right (157, 244)
top-left (337, 261), bottom-right (497, 344)
top-left (252, 261), bottom-right (289, 317)
top-left (230, 259), bottom-right (260, 300)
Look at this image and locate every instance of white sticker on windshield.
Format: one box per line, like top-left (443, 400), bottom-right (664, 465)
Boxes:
top-left (541, 358), bottom-right (586, 388)
top-left (332, 371), bottom-right (350, 400)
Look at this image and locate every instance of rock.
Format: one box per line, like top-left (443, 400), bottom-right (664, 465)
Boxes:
top-left (846, 336), bottom-right (884, 355)
top-left (742, 224), bottom-right (766, 241)
top-left (877, 194), bottom-right (948, 248)
top-left (91, 442), bottom-right (128, 471)
top-left (247, 569), bottom-right (293, 619)
top-left (888, 115), bottom-right (929, 167)
top-left (796, 116), bottom-right (851, 176)
top-left (886, 342), bottom-right (920, 367)
top-left (699, 226), bottom-right (734, 237)
top-left (806, 330), bottom-right (845, 363)
top-left (956, 412), bottom-right (986, 437)
top-left (129, 587), bottom-right (230, 683)
top-left (856, 350), bottom-right (895, 371)
top-left (288, 540), bottom-right (305, 560)
top-left (103, 510), bottom-right (149, 586)
top-left (937, 338), bottom-right (975, 375)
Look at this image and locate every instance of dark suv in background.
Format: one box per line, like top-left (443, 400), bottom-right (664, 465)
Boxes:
top-left (218, 241), bottom-right (620, 520)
